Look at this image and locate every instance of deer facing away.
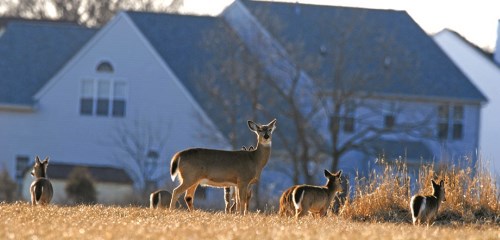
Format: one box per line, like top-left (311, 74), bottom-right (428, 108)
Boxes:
top-left (170, 119), bottom-right (276, 214)
top-left (279, 185), bottom-right (297, 217)
top-left (30, 156), bottom-right (53, 206)
top-left (292, 169), bottom-right (343, 218)
top-left (410, 179), bottom-right (446, 226)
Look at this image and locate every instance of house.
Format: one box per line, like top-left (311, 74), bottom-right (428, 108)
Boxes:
top-left (433, 28), bottom-right (500, 180)
top-left (231, 0), bottom-right (486, 175)
top-left (0, 0), bottom-right (487, 207)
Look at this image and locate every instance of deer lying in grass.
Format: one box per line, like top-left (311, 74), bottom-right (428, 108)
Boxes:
top-left (279, 185), bottom-right (297, 216)
top-left (30, 156), bottom-right (53, 206)
top-left (410, 179), bottom-right (446, 226)
top-left (170, 119), bottom-right (276, 214)
top-left (292, 169), bottom-right (342, 218)
top-left (224, 145), bottom-right (254, 213)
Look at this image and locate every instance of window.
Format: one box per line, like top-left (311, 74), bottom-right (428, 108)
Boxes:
top-left (96, 61), bottom-right (114, 73)
top-left (15, 156), bottom-right (29, 179)
top-left (384, 115), bottom-right (395, 129)
top-left (437, 104), bottom-right (463, 140)
top-left (79, 79), bottom-right (127, 118)
top-left (112, 82), bottom-right (127, 117)
top-left (342, 103), bottom-right (355, 133)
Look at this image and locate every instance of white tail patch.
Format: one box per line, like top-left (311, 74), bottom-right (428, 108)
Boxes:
top-left (293, 189), bottom-right (304, 210)
top-left (171, 170), bottom-right (178, 182)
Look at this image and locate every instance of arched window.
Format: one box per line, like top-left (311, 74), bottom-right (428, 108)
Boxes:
top-left (96, 61), bottom-right (114, 73)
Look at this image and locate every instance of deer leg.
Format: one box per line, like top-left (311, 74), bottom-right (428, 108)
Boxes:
top-left (170, 181), bottom-right (192, 209)
top-left (224, 187), bottom-right (232, 213)
top-left (184, 184), bottom-right (199, 211)
top-left (237, 183), bottom-right (249, 215)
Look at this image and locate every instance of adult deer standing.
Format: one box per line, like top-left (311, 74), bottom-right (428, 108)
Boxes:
top-left (170, 119), bottom-right (276, 214)
top-left (30, 156), bottom-right (53, 206)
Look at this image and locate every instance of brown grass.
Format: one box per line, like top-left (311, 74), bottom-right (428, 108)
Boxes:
top-left (0, 202), bottom-right (498, 240)
top-left (341, 157), bottom-right (499, 225)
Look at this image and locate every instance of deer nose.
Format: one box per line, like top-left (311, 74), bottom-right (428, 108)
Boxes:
top-left (264, 134), bottom-right (269, 139)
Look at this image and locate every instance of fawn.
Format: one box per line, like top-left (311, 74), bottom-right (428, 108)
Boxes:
top-left (292, 169), bottom-right (343, 218)
top-left (410, 179), bottom-right (446, 226)
top-left (30, 156), bottom-right (53, 206)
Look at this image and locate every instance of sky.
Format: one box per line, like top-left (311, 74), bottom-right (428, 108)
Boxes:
top-left (180, 0), bottom-right (500, 51)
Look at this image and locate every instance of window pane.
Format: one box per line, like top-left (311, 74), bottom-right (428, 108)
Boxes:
top-left (96, 99), bottom-right (109, 116)
top-left (438, 105), bottom-right (449, 119)
top-left (112, 100), bottom-right (126, 117)
top-left (114, 82), bottom-right (127, 98)
top-left (80, 98), bottom-right (93, 115)
top-left (81, 80), bottom-right (93, 97)
top-left (453, 105), bottom-right (464, 120)
top-left (438, 123), bottom-right (448, 139)
top-left (98, 81), bottom-right (110, 98)
top-left (96, 61), bottom-right (114, 73)
top-left (384, 115), bottom-right (395, 129)
top-left (453, 123), bottom-right (463, 140)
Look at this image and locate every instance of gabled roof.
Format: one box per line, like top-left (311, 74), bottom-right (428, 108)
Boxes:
top-left (0, 21), bottom-right (96, 105)
top-left (241, 0), bottom-right (487, 103)
top-left (126, 11), bottom-right (280, 146)
top-left (435, 29), bottom-right (499, 68)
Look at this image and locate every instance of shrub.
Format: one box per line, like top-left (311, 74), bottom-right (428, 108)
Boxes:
top-left (0, 169), bottom-right (17, 202)
top-left (65, 167), bottom-right (97, 204)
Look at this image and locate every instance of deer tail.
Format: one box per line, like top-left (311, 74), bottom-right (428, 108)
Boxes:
top-left (292, 187), bottom-right (305, 210)
top-left (34, 181), bottom-right (43, 203)
top-left (170, 152), bottom-right (181, 181)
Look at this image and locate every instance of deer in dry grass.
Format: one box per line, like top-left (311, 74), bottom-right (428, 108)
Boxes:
top-left (150, 190), bottom-right (173, 209)
top-left (292, 169), bottom-right (342, 218)
top-left (170, 119), bottom-right (276, 214)
top-left (410, 179), bottom-right (446, 226)
top-left (30, 156), bottom-right (53, 206)
top-left (223, 145), bottom-right (254, 213)
top-left (279, 185), bottom-right (297, 217)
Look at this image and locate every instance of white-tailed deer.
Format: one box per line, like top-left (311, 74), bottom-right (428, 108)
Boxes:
top-left (150, 190), bottom-right (173, 209)
top-left (279, 185), bottom-right (297, 217)
top-left (410, 179), bottom-right (446, 226)
top-left (170, 119), bottom-right (276, 214)
top-left (30, 156), bottom-right (53, 206)
top-left (292, 169), bottom-right (342, 218)
top-left (223, 145), bottom-right (254, 213)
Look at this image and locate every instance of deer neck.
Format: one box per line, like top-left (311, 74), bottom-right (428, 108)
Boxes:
top-left (253, 140), bottom-right (272, 172)
top-left (326, 180), bottom-right (338, 197)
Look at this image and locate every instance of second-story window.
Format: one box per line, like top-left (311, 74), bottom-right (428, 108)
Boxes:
top-left (79, 79), bottom-right (127, 118)
top-left (437, 104), bottom-right (463, 140)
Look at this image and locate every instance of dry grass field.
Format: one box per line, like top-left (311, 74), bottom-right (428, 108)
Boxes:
top-left (2, 158), bottom-right (498, 239)
top-left (0, 202), bottom-right (499, 240)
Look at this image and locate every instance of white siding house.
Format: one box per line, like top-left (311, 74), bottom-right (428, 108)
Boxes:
top-left (434, 28), bottom-right (500, 180)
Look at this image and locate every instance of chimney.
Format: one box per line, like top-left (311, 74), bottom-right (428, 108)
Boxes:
top-left (495, 20), bottom-right (500, 65)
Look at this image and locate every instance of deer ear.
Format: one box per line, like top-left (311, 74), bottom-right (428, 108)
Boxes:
top-left (43, 157), bottom-right (49, 164)
top-left (336, 170), bottom-right (342, 177)
top-left (431, 179), bottom-right (437, 186)
top-left (268, 119), bottom-right (277, 130)
top-left (35, 156), bottom-right (41, 164)
top-left (248, 120), bottom-right (259, 131)
top-left (324, 169), bottom-right (332, 177)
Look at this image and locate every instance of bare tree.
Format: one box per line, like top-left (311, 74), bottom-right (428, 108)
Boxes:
top-left (112, 118), bottom-right (171, 196)
top-left (0, 0), bottom-right (183, 26)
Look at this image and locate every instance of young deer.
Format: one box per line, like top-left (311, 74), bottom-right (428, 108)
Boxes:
top-left (292, 169), bottom-right (343, 218)
top-left (224, 145), bottom-right (254, 213)
top-left (410, 179), bottom-right (446, 226)
top-left (150, 190), bottom-right (173, 209)
top-left (170, 119), bottom-right (276, 214)
top-left (30, 156), bottom-right (53, 206)
top-left (278, 185), bottom-right (297, 217)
